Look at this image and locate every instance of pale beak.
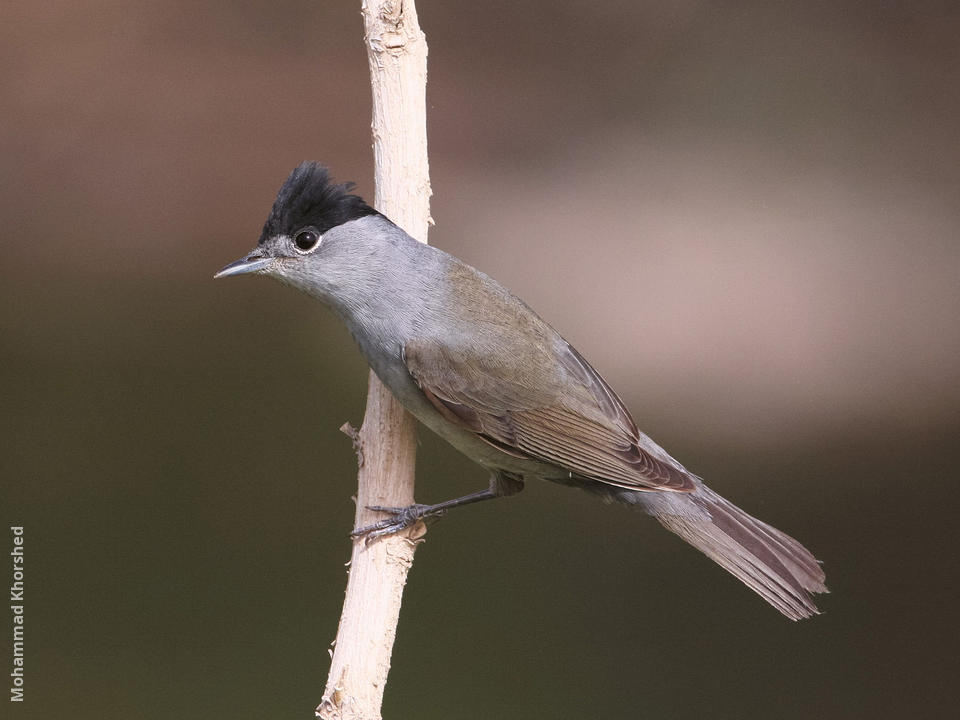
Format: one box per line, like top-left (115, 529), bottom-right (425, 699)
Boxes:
top-left (214, 253), bottom-right (275, 279)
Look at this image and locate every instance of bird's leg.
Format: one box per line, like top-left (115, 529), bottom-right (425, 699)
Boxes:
top-left (350, 472), bottom-right (524, 542)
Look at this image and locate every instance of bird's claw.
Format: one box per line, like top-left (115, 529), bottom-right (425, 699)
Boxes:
top-left (350, 503), bottom-right (446, 543)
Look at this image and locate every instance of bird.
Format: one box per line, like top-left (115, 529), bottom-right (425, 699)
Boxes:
top-left (216, 162), bottom-right (827, 620)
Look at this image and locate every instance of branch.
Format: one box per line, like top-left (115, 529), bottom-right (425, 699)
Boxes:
top-left (316, 2), bottom-right (431, 718)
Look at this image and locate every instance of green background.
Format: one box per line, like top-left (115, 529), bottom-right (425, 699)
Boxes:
top-left (2, 1), bottom-right (958, 718)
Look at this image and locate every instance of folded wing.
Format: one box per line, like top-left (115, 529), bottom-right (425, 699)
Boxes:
top-left (403, 336), bottom-right (695, 492)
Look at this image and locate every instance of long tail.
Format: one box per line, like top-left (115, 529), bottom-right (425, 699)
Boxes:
top-left (627, 483), bottom-right (827, 620)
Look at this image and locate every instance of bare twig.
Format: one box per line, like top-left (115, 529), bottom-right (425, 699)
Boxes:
top-left (317, 2), bottom-right (431, 718)
top-left (339, 422), bottom-right (364, 468)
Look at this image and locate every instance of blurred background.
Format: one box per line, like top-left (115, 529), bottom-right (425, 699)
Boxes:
top-left (2, 1), bottom-right (958, 718)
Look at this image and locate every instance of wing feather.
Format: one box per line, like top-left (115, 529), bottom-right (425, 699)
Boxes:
top-left (404, 337), bottom-right (695, 492)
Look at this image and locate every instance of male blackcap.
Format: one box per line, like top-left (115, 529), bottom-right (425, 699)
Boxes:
top-left (216, 163), bottom-right (827, 620)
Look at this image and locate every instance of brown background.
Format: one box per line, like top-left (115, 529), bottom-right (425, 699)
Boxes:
top-left (2, 1), bottom-right (958, 718)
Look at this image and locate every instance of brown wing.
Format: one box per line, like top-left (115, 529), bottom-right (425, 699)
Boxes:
top-left (403, 337), bottom-right (695, 492)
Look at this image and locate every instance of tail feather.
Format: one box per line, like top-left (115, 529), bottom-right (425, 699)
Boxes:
top-left (633, 484), bottom-right (827, 620)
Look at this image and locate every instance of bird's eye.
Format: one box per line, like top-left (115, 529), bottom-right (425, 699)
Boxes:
top-left (293, 228), bottom-right (321, 252)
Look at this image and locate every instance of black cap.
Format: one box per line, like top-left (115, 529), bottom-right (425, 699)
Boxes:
top-left (259, 162), bottom-right (378, 244)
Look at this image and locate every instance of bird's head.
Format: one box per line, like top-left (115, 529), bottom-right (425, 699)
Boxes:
top-left (215, 163), bottom-right (382, 296)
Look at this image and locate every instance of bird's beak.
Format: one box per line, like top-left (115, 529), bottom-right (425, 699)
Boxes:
top-left (214, 252), bottom-right (275, 279)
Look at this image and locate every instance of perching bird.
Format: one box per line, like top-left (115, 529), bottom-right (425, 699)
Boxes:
top-left (216, 163), bottom-right (827, 620)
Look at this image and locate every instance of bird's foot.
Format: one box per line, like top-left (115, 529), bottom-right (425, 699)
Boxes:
top-left (350, 503), bottom-right (446, 543)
